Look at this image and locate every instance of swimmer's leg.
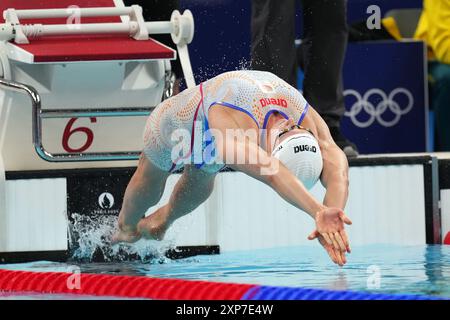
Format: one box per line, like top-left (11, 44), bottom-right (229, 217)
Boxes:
top-left (112, 154), bottom-right (170, 244)
top-left (138, 165), bottom-right (216, 240)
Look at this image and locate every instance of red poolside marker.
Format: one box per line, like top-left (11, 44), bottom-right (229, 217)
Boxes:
top-left (444, 232), bottom-right (450, 245)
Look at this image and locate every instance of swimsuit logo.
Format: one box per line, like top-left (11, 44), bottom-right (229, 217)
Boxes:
top-left (294, 145), bottom-right (317, 153)
top-left (344, 88), bottom-right (414, 128)
top-left (98, 192), bottom-right (115, 209)
top-left (260, 98), bottom-right (287, 108)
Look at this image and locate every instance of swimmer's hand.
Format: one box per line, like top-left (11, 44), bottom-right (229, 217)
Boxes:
top-left (308, 230), bottom-right (347, 266)
top-left (313, 208), bottom-right (352, 253)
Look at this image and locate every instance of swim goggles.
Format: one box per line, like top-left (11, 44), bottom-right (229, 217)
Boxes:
top-left (277, 124), bottom-right (315, 139)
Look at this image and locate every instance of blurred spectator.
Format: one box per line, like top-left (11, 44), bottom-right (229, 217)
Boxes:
top-left (124, 0), bottom-right (183, 95)
top-left (415, 0), bottom-right (450, 151)
top-left (251, 0), bottom-right (359, 157)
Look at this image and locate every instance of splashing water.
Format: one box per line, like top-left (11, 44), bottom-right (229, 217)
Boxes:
top-left (68, 213), bottom-right (174, 263)
top-left (194, 58), bottom-right (252, 83)
top-left (237, 58), bottom-right (252, 71)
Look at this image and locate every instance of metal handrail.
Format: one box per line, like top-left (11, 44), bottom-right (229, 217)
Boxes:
top-left (0, 77), bottom-right (153, 162)
top-left (40, 108), bottom-right (152, 119)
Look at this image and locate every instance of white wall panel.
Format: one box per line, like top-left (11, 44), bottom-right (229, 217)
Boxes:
top-left (216, 172), bottom-right (314, 252)
top-left (0, 164), bottom-right (429, 254)
top-left (0, 178), bottom-right (68, 252)
top-left (168, 164), bottom-right (428, 251)
top-left (344, 165), bottom-right (426, 246)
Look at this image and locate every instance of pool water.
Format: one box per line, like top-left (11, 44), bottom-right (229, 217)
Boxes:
top-left (1, 244), bottom-right (449, 299)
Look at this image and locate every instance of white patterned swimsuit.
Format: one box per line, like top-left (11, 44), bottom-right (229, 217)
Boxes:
top-left (143, 70), bottom-right (310, 173)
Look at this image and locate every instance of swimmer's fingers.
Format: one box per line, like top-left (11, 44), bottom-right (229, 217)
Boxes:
top-left (322, 233), bottom-right (333, 246)
top-left (339, 211), bottom-right (353, 225)
top-left (333, 232), bottom-right (347, 252)
top-left (329, 246), bottom-right (344, 266)
top-left (317, 235), bottom-right (344, 266)
top-left (327, 233), bottom-right (341, 252)
top-left (325, 245), bottom-right (339, 265)
top-left (336, 250), bottom-right (347, 267)
top-left (339, 229), bottom-right (351, 253)
top-left (335, 251), bottom-right (344, 266)
top-left (307, 230), bottom-right (320, 241)
top-left (318, 236), bottom-right (339, 265)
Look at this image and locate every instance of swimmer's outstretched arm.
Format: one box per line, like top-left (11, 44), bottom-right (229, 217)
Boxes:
top-left (209, 108), bottom-right (351, 265)
top-left (310, 108), bottom-right (349, 210)
top-left (224, 140), bottom-right (325, 217)
top-left (306, 108), bottom-right (352, 257)
top-left (221, 140), bottom-right (350, 266)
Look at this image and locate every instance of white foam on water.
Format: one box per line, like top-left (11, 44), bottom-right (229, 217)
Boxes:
top-left (69, 213), bottom-right (175, 263)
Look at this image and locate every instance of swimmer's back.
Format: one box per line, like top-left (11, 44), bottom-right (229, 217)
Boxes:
top-left (143, 70), bottom-right (309, 172)
top-left (203, 70), bottom-right (308, 128)
top-left (146, 70), bottom-right (308, 136)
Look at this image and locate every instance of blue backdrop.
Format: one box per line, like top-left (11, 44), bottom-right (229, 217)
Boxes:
top-left (180, 0), bottom-right (252, 83)
top-left (341, 41), bottom-right (428, 153)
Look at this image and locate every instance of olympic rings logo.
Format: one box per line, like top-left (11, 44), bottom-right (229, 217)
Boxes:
top-left (344, 88), bottom-right (414, 128)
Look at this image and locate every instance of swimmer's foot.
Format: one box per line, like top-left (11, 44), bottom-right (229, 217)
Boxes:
top-left (137, 206), bottom-right (170, 241)
top-left (111, 224), bottom-right (141, 245)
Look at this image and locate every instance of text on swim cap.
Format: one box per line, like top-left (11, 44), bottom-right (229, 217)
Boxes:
top-left (294, 145), bottom-right (317, 153)
top-left (260, 98), bottom-right (287, 108)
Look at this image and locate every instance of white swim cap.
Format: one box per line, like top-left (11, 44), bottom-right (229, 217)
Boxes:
top-left (271, 132), bottom-right (323, 190)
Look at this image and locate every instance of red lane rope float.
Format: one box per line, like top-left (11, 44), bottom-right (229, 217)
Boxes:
top-left (0, 269), bottom-right (255, 300)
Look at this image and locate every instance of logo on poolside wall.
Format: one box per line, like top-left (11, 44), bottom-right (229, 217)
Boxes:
top-left (98, 192), bottom-right (115, 210)
top-left (66, 169), bottom-right (133, 220)
top-left (94, 192), bottom-right (119, 215)
top-left (344, 88), bottom-right (414, 128)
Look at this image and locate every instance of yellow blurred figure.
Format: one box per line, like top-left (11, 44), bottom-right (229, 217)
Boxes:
top-left (414, 0), bottom-right (450, 64)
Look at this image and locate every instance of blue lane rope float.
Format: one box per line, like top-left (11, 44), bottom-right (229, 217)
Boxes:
top-left (242, 286), bottom-right (443, 300)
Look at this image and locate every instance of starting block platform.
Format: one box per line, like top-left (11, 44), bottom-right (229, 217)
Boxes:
top-left (0, 0), bottom-right (176, 63)
top-left (0, 0), bottom-right (195, 170)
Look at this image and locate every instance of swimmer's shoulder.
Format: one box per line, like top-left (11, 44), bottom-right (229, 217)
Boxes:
top-left (204, 70), bottom-right (294, 95)
top-left (213, 70), bottom-right (276, 80)
top-left (205, 70), bottom-right (278, 90)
